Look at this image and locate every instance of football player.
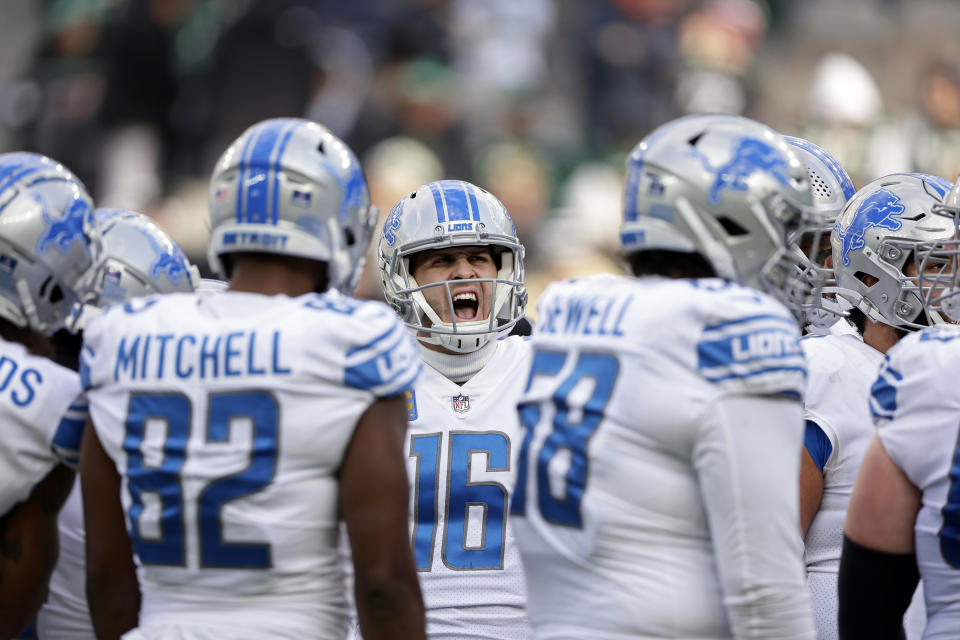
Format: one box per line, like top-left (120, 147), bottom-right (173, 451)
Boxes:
top-left (511, 114), bottom-right (817, 639)
top-left (780, 135), bottom-right (857, 336)
top-left (78, 118), bottom-right (425, 640)
top-left (802, 172), bottom-right (951, 640)
top-left (38, 208), bottom-right (200, 640)
top-left (368, 179), bottom-right (530, 638)
top-left (839, 175), bottom-right (960, 639)
top-left (0, 152), bottom-right (100, 636)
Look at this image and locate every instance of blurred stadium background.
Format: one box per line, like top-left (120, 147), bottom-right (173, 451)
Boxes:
top-left (2, 0), bottom-right (959, 313)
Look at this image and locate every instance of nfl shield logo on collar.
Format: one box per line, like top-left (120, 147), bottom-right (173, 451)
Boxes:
top-left (452, 394), bottom-right (470, 414)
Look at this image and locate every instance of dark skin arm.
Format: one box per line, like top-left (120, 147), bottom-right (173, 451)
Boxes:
top-left (0, 463), bottom-right (75, 637)
top-left (341, 395), bottom-right (425, 640)
top-left (80, 420), bottom-right (139, 640)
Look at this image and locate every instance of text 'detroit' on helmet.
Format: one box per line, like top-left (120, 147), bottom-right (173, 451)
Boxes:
top-left (0, 152), bottom-right (102, 335)
top-left (207, 118), bottom-right (377, 294)
top-left (378, 180), bottom-right (526, 353)
top-left (70, 208), bottom-right (200, 329)
top-left (832, 172), bottom-right (959, 329)
top-left (619, 114), bottom-right (818, 311)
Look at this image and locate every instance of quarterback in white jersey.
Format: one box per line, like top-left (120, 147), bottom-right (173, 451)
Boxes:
top-left (78, 119), bottom-right (426, 640)
top-left (513, 115), bottom-right (816, 639)
top-left (0, 152), bottom-right (100, 637)
top-left (38, 209), bottom-right (200, 640)
top-left (373, 180), bottom-right (531, 638)
top-left (840, 176), bottom-right (960, 639)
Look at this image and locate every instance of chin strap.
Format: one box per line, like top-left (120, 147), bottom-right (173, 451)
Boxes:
top-left (16, 278), bottom-right (43, 332)
top-left (418, 339), bottom-right (497, 384)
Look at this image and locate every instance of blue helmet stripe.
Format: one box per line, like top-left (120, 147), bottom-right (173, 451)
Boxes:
top-left (244, 121), bottom-right (288, 224)
top-left (234, 127), bottom-right (259, 223)
top-left (0, 156), bottom-right (53, 195)
top-left (783, 136), bottom-right (856, 200)
top-left (428, 182), bottom-right (446, 223)
top-left (906, 173), bottom-right (952, 198)
top-left (441, 181), bottom-right (471, 222)
top-left (339, 164), bottom-right (366, 220)
top-left (466, 183), bottom-right (481, 221)
top-left (271, 120), bottom-right (300, 225)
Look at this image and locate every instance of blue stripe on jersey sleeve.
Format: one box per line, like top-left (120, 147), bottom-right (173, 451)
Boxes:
top-left (804, 420), bottom-right (833, 473)
top-left (51, 413), bottom-right (87, 468)
top-left (698, 317), bottom-right (805, 398)
top-left (344, 323), bottom-right (421, 397)
top-left (869, 359), bottom-right (902, 419)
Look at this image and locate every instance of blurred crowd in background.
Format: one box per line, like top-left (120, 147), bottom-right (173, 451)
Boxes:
top-left (2, 0), bottom-right (959, 312)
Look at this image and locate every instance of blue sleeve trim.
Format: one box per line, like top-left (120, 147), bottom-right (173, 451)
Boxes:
top-left (804, 419), bottom-right (832, 473)
top-left (51, 415), bottom-right (86, 467)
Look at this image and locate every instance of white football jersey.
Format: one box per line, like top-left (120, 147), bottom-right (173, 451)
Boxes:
top-left (799, 331), bottom-right (883, 639)
top-left (81, 290), bottom-right (420, 640)
top-left (406, 336), bottom-right (532, 638)
top-left (870, 325), bottom-right (960, 639)
top-left (38, 482), bottom-right (91, 639)
top-left (513, 274), bottom-right (814, 639)
top-left (0, 336), bottom-right (85, 516)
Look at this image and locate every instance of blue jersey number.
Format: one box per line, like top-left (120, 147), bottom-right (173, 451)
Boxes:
top-left (410, 431), bottom-right (510, 571)
top-left (941, 428), bottom-right (960, 568)
top-left (511, 351), bottom-right (619, 528)
top-left (124, 391), bottom-right (278, 568)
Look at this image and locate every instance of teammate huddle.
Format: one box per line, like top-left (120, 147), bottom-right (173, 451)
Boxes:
top-left (0, 112), bottom-right (958, 640)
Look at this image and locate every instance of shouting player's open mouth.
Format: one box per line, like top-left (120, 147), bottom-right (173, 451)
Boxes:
top-left (452, 288), bottom-right (480, 321)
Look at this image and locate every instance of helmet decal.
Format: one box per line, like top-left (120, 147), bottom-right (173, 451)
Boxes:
top-left (835, 188), bottom-right (905, 267)
top-left (691, 136), bottom-right (792, 205)
top-left (37, 195), bottom-right (92, 255)
top-left (138, 225), bottom-right (189, 286)
top-left (234, 119), bottom-right (302, 225)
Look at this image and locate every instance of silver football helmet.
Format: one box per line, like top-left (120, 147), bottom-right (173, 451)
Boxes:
top-left (378, 180), bottom-right (526, 353)
top-left (208, 118), bottom-right (377, 293)
top-left (0, 152), bottom-right (101, 334)
top-left (71, 208), bottom-right (199, 328)
top-left (832, 173), bottom-right (956, 329)
top-left (782, 135), bottom-right (857, 329)
top-left (620, 114), bottom-right (816, 304)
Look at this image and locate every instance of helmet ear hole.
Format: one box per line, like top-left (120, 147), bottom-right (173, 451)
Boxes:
top-left (715, 216), bottom-right (749, 237)
top-left (344, 228), bottom-right (356, 247)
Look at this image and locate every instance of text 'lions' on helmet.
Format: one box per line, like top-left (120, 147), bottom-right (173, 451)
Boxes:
top-left (71, 208), bottom-right (200, 328)
top-left (620, 114), bottom-right (816, 305)
top-left (378, 180), bottom-right (526, 353)
top-left (832, 172), bottom-right (957, 329)
top-left (0, 152), bottom-right (101, 334)
top-left (207, 118), bottom-right (377, 293)
top-left (782, 135), bottom-right (857, 328)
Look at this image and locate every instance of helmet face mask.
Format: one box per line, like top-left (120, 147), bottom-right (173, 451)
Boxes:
top-left (0, 153), bottom-right (103, 335)
top-left (620, 115), bottom-right (818, 310)
top-left (832, 173), bottom-right (957, 329)
top-left (378, 180), bottom-right (526, 353)
top-left (207, 118), bottom-right (375, 293)
top-left (781, 135), bottom-right (857, 329)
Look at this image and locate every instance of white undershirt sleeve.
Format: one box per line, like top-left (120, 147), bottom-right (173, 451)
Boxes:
top-left (693, 393), bottom-right (816, 640)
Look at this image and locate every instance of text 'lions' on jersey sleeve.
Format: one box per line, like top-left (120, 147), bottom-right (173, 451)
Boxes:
top-left (512, 273), bottom-right (811, 639)
top-left (869, 326), bottom-right (960, 638)
top-left (80, 290), bottom-right (420, 639)
top-left (0, 337), bottom-right (86, 515)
